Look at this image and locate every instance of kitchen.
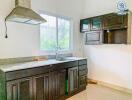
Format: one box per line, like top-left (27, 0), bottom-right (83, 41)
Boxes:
top-left (0, 0), bottom-right (132, 100)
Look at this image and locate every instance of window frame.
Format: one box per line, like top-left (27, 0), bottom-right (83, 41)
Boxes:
top-left (39, 11), bottom-right (73, 54)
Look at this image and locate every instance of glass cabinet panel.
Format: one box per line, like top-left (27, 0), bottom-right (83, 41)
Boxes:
top-left (91, 17), bottom-right (102, 30)
top-left (80, 19), bottom-right (90, 33)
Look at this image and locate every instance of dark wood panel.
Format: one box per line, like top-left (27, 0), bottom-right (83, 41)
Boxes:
top-left (33, 73), bottom-right (50, 100)
top-left (7, 77), bottom-right (33, 100)
top-left (50, 71), bottom-right (60, 100)
top-left (59, 70), bottom-right (66, 97)
top-left (6, 65), bottom-right (50, 81)
top-left (63, 61), bottom-right (78, 68)
top-left (49, 69), bottom-right (66, 100)
top-left (103, 13), bottom-right (127, 30)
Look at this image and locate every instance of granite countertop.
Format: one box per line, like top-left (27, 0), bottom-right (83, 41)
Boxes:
top-left (0, 57), bottom-right (86, 72)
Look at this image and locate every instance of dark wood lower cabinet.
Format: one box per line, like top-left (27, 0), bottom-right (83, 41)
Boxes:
top-left (33, 73), bottom-right (50, 100)
top-left (33, 70), bottom-right (66, 100)
top-left (4, 59), bottom-right (87, 100)
top-left (68, 67), bottom-right (78, 95)
top-left (7, 78), bottom-right (33, 100)
top-left (50, 70), bottom-right (66, 100)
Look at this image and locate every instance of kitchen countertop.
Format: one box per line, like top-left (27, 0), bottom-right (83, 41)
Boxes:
top-left (0, 57), bottom-right (86, 72)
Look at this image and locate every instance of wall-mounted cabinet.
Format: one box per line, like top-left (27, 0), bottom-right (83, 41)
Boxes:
top-left (80, 12), bottom-right (131, 45)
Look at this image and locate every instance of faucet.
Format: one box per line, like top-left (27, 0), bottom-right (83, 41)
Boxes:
top-left (55, 46), bottom-right (59, 60)
top-left (55, 46), bottom-right (65, 61)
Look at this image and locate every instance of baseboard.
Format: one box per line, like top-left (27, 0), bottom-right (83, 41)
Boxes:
top-left (88, 78), bottom-right (132, 94)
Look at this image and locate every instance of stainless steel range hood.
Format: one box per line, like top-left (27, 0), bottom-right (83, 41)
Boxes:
top-left (6, 0), bottom-right (46, 25)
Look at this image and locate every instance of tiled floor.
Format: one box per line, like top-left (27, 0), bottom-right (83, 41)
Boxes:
top-left (67, 84), bottom-right (132, 100)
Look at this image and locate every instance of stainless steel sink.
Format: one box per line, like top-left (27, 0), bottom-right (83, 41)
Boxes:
top-left (55, 57), bottom-right (75, 61)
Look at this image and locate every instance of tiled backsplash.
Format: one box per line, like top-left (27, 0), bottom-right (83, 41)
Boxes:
top-left (0, 54), bottom-right (72, 65)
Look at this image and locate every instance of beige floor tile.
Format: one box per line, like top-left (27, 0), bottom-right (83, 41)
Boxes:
top-left (67, 84), bottom-right (132, 100)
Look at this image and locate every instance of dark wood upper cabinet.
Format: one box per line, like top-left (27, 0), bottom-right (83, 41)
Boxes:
top-left (103, 13), bottom-right (128, 30)
top-left (91, 17), bottom-right (102, 31)
top-left (80, 12), bottom-right (130, 45)
top-left (80, 18), bottom-right (91, 33)
top-left (68, 67), bottom-right (78, 95)
top-left (7, 77), bottom-right (33, 100)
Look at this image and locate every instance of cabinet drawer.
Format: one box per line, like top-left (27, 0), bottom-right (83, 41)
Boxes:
top-left (79, 70), bottom-right (87, 76)
top-left (6, 65), bottom-right (50, 81)
top-left (79, 75), bottom-right (87, 87)
top-left (78, 60), bottom-right (87, 65)
top-left (79, 65), bottom-right (87, 71)
top-left (64, 61), bottom-right (78, 68)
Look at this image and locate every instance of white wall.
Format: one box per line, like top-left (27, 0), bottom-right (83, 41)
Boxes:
top-left (83, 0), bottom-right (132, 89)
top-left (0, 0), bottom-right (85, 59)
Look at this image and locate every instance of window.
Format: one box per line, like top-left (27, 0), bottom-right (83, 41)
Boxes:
top-left (40, 13), bottom-right (71, 52)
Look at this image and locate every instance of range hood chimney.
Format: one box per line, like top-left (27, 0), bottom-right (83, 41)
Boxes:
top-left (6, 0), bottom-right (46, 25)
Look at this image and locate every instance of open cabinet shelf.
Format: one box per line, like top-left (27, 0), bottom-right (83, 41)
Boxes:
top-left (103, 28), bottom-right (127, 44)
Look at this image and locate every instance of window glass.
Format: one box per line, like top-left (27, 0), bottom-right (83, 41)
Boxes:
top-left (40, 14), bottom-right (71, 51)
top-left (58, 18), bottom-right (70, 50)
top-left (40, 14), bottom-right (57, 51)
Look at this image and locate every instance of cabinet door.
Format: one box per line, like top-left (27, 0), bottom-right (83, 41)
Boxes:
top-left (33, 74), bottom-right (50, 100)
top-left (7, 78), bottom-right (33, 100)
top-left (103, 13), bottom-right (126, 29)
top-left (59, 70), bottom-right (66, 97)
top-left (68, 67), bottom-right (78, 95)
top-left (80, 19), bottom-right (91, 33)
top-left (50, 70), bottom-right (66, 100)
top-left (91, 17), bottom-right (102, 31)
top-left (85, 31), bottom-right (103, 45)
